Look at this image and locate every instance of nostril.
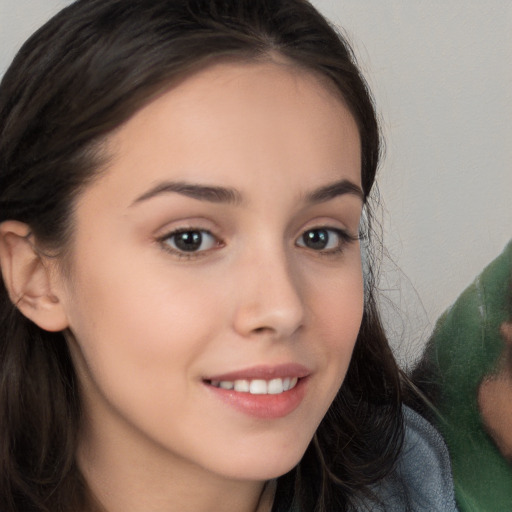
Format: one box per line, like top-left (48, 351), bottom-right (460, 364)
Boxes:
top-left (251, 325), bottom-right (281, 336)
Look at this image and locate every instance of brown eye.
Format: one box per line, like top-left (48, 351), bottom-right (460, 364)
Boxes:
top-left (164, 230), bottom-right (217, 253)
top-left (296, 227), bottom-right (356, 254)
top-left (300, 229), bottom-right (330, 250)
top-left (298, 228), bottom-right (340, 251)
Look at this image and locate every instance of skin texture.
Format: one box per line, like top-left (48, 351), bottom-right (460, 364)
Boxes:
top-left (3, 61), bottom-right (365, 512)
top-left (478, 322), bottom-right (512, 462)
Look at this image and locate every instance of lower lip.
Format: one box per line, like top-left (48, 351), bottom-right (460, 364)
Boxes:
top-left (205, 378), bottom-right (308, 419)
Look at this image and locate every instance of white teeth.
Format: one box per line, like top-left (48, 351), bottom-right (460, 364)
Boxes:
top-left (234, 379), bottom-right (250, 392)
top-left (249, 379), bottom-right (267, 394)
top-left (268, 378), bottom-right (283, 394)
top-left (210, 377), bottom-right (299, 395)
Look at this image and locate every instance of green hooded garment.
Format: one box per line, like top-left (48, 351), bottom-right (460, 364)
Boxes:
top-left (412, 240), bottom-right (512, 511)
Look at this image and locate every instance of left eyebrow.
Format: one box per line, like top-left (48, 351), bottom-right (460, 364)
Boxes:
top-left (131, 181), bottom-right (242, 206)
top-left (305, 179), bottom-right (364, 204)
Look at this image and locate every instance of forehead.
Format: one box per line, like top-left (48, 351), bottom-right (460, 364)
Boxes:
top-left (87, 60), bottom-right (361, 204)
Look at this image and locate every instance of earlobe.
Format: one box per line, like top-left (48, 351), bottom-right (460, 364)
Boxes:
top-left (0, 220), bottom-right (69, 332)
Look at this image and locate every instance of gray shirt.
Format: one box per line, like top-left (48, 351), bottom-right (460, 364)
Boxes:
top-left (366, 406), bottom-right (459, 511)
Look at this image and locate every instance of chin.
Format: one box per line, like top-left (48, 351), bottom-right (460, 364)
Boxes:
top-left (208, 439), bottom-right (310, 482)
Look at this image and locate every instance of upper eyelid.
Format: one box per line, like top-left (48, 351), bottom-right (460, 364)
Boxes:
top-left (153, 217), bottom-right (220, 237)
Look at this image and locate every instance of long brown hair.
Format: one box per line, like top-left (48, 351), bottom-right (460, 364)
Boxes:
top-left (0, 1), bottom-right (403, 510)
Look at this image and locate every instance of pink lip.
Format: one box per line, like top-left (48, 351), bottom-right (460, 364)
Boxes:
top-left (204, 363), bottom-right (311, 382)
top-left (203, 364), bottom-right (311, 420)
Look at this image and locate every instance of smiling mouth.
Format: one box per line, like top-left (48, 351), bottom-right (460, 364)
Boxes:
top-left (206, 377), bottom-right (299, 395)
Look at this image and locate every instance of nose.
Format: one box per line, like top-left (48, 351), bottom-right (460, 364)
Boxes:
top-left (231, 248), bottom-right (305, 340)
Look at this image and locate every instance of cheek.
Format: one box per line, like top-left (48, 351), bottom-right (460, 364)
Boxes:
top-left (311, 259), bottom-right (364, 342)
top-left (62, 255), bottom-right (233, 452)
top-left (62, 247), bottom-right (225, 390)
top-left (306, 257), bottom-right (364, 387)
top-left (285, 260), bottom-right (364, 451)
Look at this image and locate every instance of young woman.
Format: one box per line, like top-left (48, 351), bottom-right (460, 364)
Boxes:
top-left (0, 1), bottom-right (457, 511)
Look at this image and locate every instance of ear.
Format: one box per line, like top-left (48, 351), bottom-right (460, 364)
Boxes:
top-left (0, 220), bottom-right (69, 332)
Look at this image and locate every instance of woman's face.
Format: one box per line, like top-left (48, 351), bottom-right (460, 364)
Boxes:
top-left (56, 61), bottom-right (364, 483)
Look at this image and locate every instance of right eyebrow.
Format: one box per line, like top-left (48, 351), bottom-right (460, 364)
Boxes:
top-left (305, 179), bottom-right (364, 204)
top-left (130, 181), bottom-right (243, 206)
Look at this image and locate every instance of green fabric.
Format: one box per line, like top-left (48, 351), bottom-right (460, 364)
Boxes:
top-left (418, 240), bottom-right (512, 511)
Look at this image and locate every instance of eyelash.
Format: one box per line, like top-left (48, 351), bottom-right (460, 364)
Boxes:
top-left (157, 226), bottom-right (359, 260)
top-left (296, 227), bottom-right (359, 256)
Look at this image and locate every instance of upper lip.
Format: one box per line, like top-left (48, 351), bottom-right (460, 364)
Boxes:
top-left (204, 363), bottom-right (311, 382)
